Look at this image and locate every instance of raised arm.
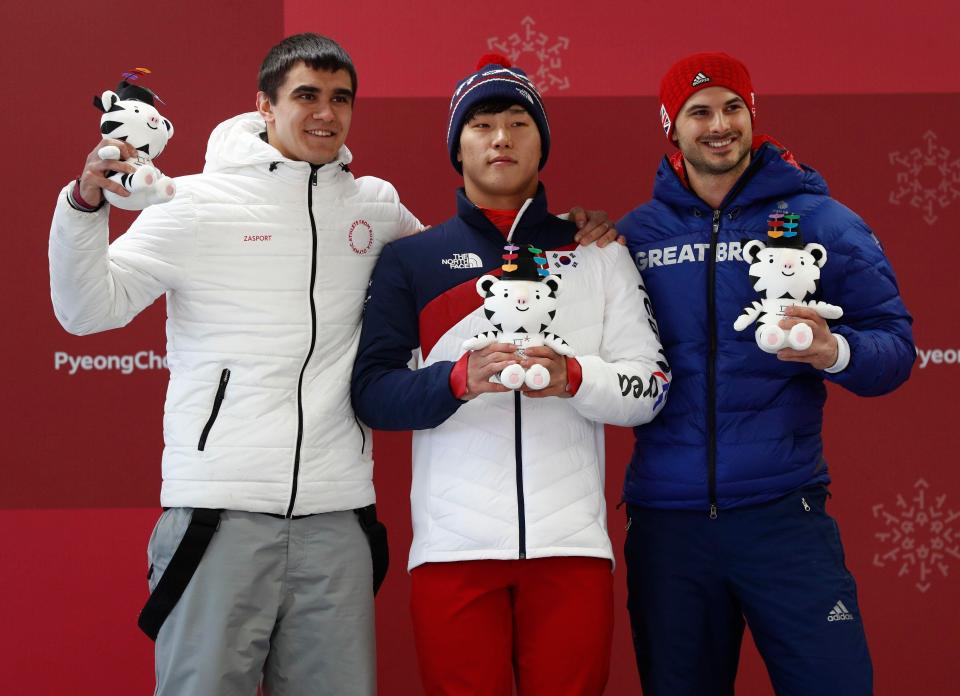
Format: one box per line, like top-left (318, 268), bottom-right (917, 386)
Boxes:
top-left (49, 140), bottom-right (194, 335)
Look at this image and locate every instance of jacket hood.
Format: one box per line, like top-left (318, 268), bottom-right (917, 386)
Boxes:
top-left (653, 137), bottom-right (829, 212)
top-left (203, 112), bottom-right (353, 174)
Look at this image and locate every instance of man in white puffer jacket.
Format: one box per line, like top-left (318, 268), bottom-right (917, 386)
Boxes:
top-left (49, 34), bottom-right (419, 696)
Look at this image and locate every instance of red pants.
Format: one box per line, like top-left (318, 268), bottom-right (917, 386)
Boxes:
top-left (410, 557), bottom-right (613, 696)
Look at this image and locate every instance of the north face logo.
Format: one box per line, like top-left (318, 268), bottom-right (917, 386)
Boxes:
top-left (691, 72), bottom-right (711, 87)
top-left (442, 253), bottom-right (483, 269)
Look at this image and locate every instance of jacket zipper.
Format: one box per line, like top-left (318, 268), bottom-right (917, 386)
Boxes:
top-left (707, 209), bottom-right (720, 519)
top-left (503, 198), bottom-right (535, 557)
top-left (286, 165), bottom-right (320, 518)
top-left (514, 391), bottom-right (527, 558)
top-left (198, 368), bottom-right (231, 451)
top-left (693, 153), bottom-right (765, 520)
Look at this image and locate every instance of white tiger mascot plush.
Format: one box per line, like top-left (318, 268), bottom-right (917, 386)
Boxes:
top-left (94, 80), bottom-right (174, 210)
top-left (463, 244), bottom-right (574, 390)
top-left (733, 212), bottom-right (843, 353)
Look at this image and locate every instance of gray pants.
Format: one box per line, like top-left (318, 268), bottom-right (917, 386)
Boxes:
top-left (147, 508), bottom-right (375, 696)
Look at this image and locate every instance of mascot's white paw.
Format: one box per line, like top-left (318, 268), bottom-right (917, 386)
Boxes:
top-left (98, 145), bottom-right (121, 161)
top-left (132, 165), bottom-right (157, 190)
top-left (499, 364), bottom-right (526, 390)
top-left (524, 364), bottom-right (550, 390)
top-left (154, 175), bottom-right (176, 202)
top-left (788, 323), bottom-right (813, 351)
top-left (757, 324), bottom-right (786, 353)
top-left (733, 315), bottom-right (752, 332)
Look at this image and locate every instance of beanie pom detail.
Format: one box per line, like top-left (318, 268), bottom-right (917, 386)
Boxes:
top-left (476, 53), bottom-right (512, 70)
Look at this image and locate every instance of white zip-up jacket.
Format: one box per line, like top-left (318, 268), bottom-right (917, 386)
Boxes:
top-left (49, 113), bottom-right (421, 515)
top-left (352, 188), bottom-right (671, 569)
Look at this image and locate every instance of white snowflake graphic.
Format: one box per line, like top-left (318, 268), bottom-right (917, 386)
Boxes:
top-left (872, 479), bottom-right (960, 593)
top-left (888, 131), bottom-right (960, 226)
top-left (487, 16), bottom-right (570, 93)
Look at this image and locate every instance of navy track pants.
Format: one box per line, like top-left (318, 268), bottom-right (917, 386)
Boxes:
top-left (624, 485), bottom-right (873, 696)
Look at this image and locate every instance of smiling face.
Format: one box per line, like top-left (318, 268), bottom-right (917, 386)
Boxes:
top-left (458, 104), bottom-right (541, 209)
top-left (257, 62), bottom-right (354, 165)
top-left (477, 275), bottom-right (561, 333)
top-left (672, 86), bottom-right (752, 181)
top-left (98, 97), bottom-right (173, 159)
top-left (746, 243), bottom-right (826, 300)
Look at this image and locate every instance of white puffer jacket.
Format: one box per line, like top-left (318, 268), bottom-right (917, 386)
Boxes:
top-left (49, 113), bottom-right (421, 515)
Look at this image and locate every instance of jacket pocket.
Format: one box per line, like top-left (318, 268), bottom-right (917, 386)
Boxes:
top-left (198, 368), bottom-right (231, 451)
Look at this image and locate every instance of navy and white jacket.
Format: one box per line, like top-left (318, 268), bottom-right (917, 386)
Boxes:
top-left (352, 186), bottom-right (669, 570)
top-left (618, 140), bottom-right (915, 513)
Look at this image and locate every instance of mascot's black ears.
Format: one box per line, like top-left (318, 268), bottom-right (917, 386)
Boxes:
top-left (93, 92), bottom-right (123, 113)
top-left (742, 238), bottom-right (766, 263)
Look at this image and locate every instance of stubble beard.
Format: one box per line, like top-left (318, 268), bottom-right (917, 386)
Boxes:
top-left (684, 137), bottom-right (752, 178)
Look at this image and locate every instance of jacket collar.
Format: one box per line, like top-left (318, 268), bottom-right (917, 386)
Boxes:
top-left (455, 183), bottom-right (551, 242)
top-left (653, 136), bottom-right (828, 213)
top-left (203, 112), bottom-right (353, 185)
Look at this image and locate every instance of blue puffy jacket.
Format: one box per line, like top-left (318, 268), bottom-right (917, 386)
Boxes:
top-left (618, 140), bottom-right (915, 513)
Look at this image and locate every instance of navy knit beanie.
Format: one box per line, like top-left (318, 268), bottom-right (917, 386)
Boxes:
top-left (447, 54), bottom-right (550, 174)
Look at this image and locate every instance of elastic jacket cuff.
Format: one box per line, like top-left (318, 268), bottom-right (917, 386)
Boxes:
top-left (824, 333), bottom-right (850, 373)
top-left (68, 179), bottom-right (106, 213)
top-left (449, 352), bottom-right (471, 399)
top-left (565, 356), bottom-right (583, 395)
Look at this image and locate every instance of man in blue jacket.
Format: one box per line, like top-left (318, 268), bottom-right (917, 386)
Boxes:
top-left (618, 52), bottom-right (915, 696)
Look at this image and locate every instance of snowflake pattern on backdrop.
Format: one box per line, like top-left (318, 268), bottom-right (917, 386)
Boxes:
top-left (872, 479), bottom-right (960, 593)
top-left (888, 131), bottom-right (960, 226)
top-left (487, 17), bottom-right (570, 93)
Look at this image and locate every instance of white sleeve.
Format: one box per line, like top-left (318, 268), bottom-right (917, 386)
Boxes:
top-left (567, 245), bottom-right (670, 427)
top-left (397, 200), bottom-right (425, 237)
top-left (49, 182), bottom-right (196, 335)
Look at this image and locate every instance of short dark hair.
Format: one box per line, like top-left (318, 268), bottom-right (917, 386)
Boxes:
top-left (461, 98), bottom-right (528, 126)
top-left (258, 33), bottom-right (358, 102)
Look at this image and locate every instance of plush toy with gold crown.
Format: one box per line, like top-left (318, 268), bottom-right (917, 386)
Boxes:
top-left (93, 70), bottom-right (175, 211)
top-left (462, 244), bottom-right (574, 390)
top-left (733, 212), bottom-right (843, 353)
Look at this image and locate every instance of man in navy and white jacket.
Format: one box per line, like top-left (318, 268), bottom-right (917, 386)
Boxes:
top-left (352, 56), bottom-right (669, 695)
top-left (618, 52), bottom-right (915, 696)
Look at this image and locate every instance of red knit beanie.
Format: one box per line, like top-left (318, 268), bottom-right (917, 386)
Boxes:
top-left (659, 52), bottom-right (755, 145)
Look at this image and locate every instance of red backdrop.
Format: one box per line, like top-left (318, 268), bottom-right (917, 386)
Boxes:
top-left (4, 1), bottom-right (958, 693)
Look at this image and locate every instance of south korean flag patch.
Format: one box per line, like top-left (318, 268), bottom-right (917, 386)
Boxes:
top-left (550, 251), bottom-right (579, 272)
